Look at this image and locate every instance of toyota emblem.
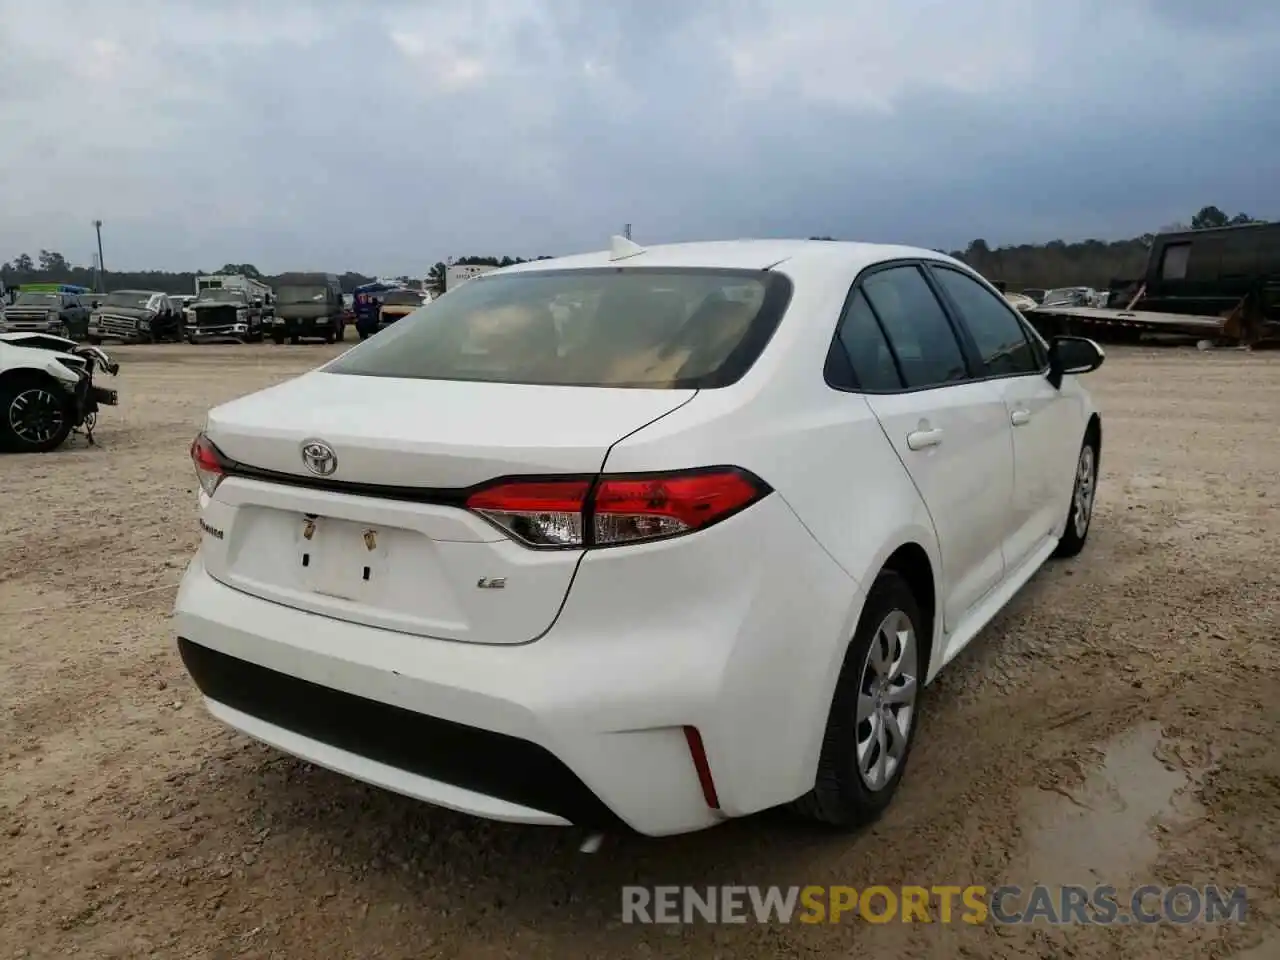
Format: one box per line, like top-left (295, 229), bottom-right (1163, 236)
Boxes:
top-left (300, 439), bottom-right (338, 477)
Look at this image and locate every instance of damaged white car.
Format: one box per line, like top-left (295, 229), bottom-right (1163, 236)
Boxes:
top-left (0, 333), bottom-right (120, 452)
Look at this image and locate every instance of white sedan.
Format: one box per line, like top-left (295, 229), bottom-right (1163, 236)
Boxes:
top-left (174, 237), bottom-right (1104, 837)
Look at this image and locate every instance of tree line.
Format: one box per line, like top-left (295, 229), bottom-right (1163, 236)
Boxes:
top-left (0, 254), bottom-right (555, 296)
top-left (0, 206), bottom-right (1264, 297)
top-left (942, 206), bottom-right (1264, 291)
top-left (0, 254), bottom-right (382, 297)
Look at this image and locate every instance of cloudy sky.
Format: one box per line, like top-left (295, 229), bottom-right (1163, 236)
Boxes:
top-left (1, 0), bottom-right (1277, 276)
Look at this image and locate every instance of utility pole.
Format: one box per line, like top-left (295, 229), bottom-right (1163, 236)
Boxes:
top-left (92, 220), bottom-right (106, 292)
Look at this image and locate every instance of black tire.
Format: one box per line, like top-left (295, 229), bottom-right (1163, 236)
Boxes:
top-left (1054, 434), bottom-right (1099, 559)
top-left (324, 329), bottom-right (336, 344)
top-left (271, 332), bottom-right (285, 345)
top-left (0, 373), bottom-right (75, 453)
top-left (790, 570), bottom-right (925, 828)
top-left (289, 334), bottom-right (300, 346)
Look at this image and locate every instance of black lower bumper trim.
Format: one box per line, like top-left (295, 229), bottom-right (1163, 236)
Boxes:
top-left (176, 638), bottom-right (624, 828)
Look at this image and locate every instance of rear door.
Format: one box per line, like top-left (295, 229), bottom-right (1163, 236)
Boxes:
top-left (927, 264), bottom-right (1078, 572)
top-left (841, 262), bottom-right (1015, 631)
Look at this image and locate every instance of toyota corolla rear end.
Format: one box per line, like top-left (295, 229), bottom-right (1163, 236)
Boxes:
top-left (173, 259), bottom-right (856, 835)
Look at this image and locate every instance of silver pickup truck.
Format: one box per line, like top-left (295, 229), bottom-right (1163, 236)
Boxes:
top-left (185, 288), bottom-right (266, 343)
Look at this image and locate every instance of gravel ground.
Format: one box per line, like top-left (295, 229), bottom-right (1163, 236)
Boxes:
top-left (1, 343), bottom-right (1277, 960)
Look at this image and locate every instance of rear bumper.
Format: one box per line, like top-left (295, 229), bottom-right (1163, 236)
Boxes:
top-left (178, 637), bottom-right (619, 826)
top-left (172, 494), bottom-right (861, 836)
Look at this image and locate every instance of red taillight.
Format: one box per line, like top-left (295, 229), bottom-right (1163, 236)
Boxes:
top-left (464, 479), bottom-right (590, 547)
top-left (465, 468), bottom-right (769, 549)
top-left (190, 432), bottom-right (227, 497)
top-left (593, 471), bottom-right (765, 545)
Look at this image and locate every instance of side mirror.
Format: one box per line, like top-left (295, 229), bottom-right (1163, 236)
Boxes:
top-left (1047, 336), bottom-right (1105, 389)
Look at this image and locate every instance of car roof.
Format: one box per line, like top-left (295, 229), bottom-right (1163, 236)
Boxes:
top-left (496, 238), bottom-right (964, 277)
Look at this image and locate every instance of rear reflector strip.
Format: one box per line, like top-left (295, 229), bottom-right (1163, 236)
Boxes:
top-left (683, 725), bottom-right (721, 810)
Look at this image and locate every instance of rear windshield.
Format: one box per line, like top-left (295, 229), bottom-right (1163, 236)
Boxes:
top-left (326, 268), bottom-right (793, 389)
top-left (277, 285), bottom-right (329, 304)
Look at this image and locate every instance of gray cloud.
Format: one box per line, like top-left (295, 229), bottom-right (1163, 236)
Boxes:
top-left (1, 0), bottom-right (1276, 275)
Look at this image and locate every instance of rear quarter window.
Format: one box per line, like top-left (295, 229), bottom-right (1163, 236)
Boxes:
top-left (326, 268), bottom-right (794, 389)
top-left (859, 265), bottom-right (970, 389)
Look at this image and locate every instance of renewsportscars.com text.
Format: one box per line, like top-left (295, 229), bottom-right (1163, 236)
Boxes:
top-left (621, 884), bottom-right (1249, 925)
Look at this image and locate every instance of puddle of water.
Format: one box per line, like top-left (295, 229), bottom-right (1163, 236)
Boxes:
top-left (1008, 722), bottom-right (1202, 885)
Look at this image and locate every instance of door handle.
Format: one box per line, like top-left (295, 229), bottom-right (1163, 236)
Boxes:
top-left (906, 428), bottom-right (943, 450)
top-left (1010, 408), bottom-right (1032, 427)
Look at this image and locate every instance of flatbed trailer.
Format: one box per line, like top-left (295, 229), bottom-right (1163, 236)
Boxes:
top-left (1023, 222), bottom-right (1280, 348)
top-left (1026, 303), bottom-right (1232, 342)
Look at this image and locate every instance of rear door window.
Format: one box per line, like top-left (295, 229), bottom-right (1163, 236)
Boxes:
top-left (929, 266), bottom-right (1043, 376)
top-left (859, 265), bottom-right (970, 389)
top-left (326, 268), bottom-right (794, 389)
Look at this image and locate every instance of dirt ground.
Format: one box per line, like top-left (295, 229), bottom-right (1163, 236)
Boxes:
top-left (1, 343), bottom-right (1277, 960)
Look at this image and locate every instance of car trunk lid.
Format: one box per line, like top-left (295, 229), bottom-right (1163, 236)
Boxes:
top-left (199, 372), bottom-right (695, 643)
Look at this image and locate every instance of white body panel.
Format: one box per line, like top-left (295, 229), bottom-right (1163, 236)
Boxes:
top-left (860, 382), bottom-right (1013, 632)
top-left (0, 333), bottom-right (84, 385)
top-left (174, 238), bottom-right (1100, 836)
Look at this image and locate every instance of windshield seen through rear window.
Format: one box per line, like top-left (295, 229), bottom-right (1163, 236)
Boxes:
top-left (198, 289), bottom-right (243, 302)
top-left (325, 268), bottom-right (793, 389)
top-left (277, 285), bottom-right (328, 304)
top-left (103, 291), bottom-right (152, 309)
top-left (14, 293), bottom-right (59, 306)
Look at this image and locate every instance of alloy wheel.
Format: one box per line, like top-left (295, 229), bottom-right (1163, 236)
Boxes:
top-left (8, 388), bottom-right (66, 445)
top-left (1074, 445), bottom-right (1096, 539)
top-left (855, 609), bottom-right (919, 791)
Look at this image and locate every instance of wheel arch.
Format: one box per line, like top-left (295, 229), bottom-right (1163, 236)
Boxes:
top-left (0, 363), bottom-right (67, 392)
top-left (880, 542), bottom-right (937, 682)
top-left (0, 364), bottom-right (77, 452)
top-left (1085, 412), bottom-right (1102, 470)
